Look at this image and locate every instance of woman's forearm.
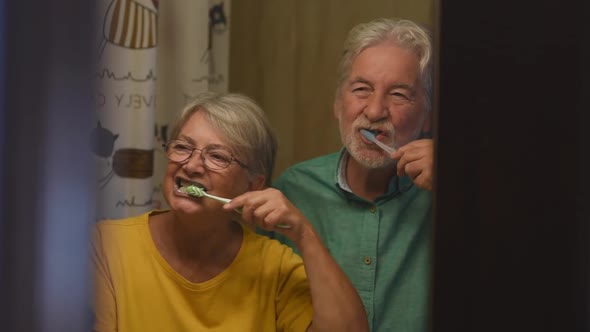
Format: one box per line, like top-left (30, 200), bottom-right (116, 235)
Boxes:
top-left (295, 226), bottom-right (369, 332)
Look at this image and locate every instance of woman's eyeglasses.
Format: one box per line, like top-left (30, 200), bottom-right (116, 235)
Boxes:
top-left (163, 140), bottom-right (248, 171)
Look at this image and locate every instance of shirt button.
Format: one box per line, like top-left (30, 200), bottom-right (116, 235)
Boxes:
top-left (369, 206), bottom-right (376, 213)
top-left (363, 256), bottom-right (372, 265)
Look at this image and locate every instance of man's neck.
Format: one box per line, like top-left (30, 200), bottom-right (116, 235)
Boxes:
top-left (345, 155), bottom-right (396, 201)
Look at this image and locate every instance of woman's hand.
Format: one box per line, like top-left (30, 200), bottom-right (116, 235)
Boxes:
top-left (223, 188), bottom-right (311, 245)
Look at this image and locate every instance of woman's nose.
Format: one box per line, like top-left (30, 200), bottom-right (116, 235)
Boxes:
top-left (182, 149), bottom-right (206, 174)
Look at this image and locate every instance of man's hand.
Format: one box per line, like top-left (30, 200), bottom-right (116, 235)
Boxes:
top-left (391, 138), bottom-right (433, 191)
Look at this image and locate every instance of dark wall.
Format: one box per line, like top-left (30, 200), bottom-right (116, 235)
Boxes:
top-left (229, 0), bottom-right (434, 179)
top-left (433, 0), bottom-right (589, 331)
top-left (0, 1), bottom-right (96, 331)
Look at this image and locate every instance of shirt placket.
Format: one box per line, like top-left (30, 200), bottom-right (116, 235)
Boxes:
top-left (358, 202), bottom-right (380, 329)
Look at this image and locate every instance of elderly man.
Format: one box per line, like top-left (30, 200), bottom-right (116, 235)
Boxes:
top-left (267, 18), bottom-right (434, 331)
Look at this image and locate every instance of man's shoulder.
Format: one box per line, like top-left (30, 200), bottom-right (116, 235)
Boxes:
top-left (294, 152), bottom-right (341, 166)
top-left (274, 152), bottom-right (340, 186)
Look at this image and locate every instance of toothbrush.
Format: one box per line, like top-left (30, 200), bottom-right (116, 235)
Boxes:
top-left (182, 184), bottom-right (291, 229)
top-left (183, 185), bottom-right (233, 205)
top-left (360, 129), bottom-right (397, 154)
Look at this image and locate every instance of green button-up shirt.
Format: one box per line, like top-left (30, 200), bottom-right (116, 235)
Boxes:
top-left (266, 150), bottom-right (432, 332)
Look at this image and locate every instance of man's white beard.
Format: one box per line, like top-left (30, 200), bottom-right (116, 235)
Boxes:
top-left (345, 133), bottom-right (396, 169)
top-left (340, 115), bottom-right (425, 170)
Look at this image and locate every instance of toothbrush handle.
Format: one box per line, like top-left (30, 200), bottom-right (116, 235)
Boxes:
top-left (203, 192), bottom-right (232, 204)
top-left (206, 193), bottom-right (291, 229)
top-left (373, 139), bottom-right (397, 154)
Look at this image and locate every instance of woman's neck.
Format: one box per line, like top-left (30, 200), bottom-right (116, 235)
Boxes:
top-left (149, 211), bottom-right (243, 282)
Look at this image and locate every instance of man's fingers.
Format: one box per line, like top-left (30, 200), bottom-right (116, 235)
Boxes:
top-left (412, 171), bottom-right (433, 191)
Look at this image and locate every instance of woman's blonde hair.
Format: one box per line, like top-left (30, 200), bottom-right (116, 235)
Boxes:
top-left (169, 92), bottom-right (278, 185)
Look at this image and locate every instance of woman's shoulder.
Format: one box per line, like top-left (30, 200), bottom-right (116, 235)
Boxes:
top-left (95, 209), bottom-right (165, 231)
top-left (92, 210), bottom-right (163, 248)
top-left (95, 212), bottom-right (147, 233)
top-left (242, 227), bottom-right (303, 265)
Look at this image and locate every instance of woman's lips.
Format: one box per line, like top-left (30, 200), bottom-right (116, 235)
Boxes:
top-left (175, 177), bottom-right (207, 191)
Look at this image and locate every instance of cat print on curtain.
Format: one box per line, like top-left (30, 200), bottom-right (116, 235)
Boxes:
top-left (151, 0), bottom-right (231, 210)
top-left (93, 0), bottom-right (158, 220)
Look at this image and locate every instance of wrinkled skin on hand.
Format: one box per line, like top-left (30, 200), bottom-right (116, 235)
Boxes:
top-left (391, 138), bottom-right (433, 191)
top-left (223, 188), bottom-right (311, 244)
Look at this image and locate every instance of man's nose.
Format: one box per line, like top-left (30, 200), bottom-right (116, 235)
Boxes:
top-left (363, 93), bottom-right (389, 122)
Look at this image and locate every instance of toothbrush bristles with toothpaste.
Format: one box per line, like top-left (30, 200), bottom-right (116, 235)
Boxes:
top-left (181, 184), bottom-right (291, 229)
top-left (360, 129), bottom-right (396, 154)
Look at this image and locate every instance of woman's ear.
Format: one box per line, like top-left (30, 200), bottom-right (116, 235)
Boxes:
top-left (248, 174), bottom-right (267, 191)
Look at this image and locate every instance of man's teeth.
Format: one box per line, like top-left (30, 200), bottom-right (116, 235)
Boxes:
top-left (178, 187), bottom-right (188, 193)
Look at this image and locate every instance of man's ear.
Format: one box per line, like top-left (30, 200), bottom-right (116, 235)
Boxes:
top-left (333, 98), bottom-right (342, 120)
top-left (248, 174), bottom-right (267, 191)
top-left (421, 111), bottom-right (432, 134)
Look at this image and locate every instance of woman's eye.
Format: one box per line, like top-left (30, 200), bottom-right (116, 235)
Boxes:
top-left (172, 143), bottom-right (192, 152)
top-left (209, 152), bottom-right (231, 162)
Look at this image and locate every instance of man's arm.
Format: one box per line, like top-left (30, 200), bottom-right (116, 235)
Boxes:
top-left (296, 222), bottom-right (368, 332)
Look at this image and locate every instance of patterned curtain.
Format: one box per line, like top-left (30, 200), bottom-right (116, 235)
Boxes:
top-left (152, 0), bottom-right (231, 210)
top-left (93, 0), bottom-right (231, 218)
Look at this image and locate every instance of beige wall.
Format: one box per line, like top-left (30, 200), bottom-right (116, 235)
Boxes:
top-left (229, 1), bottom-right (434, 179)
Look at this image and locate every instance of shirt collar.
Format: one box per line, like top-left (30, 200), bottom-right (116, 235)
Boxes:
top-left (335, 148), bottom-right (414, 200)
top-left (336, 148), bottom-right (353, 193)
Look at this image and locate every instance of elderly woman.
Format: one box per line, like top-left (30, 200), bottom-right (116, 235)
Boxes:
top-left (91, 92), bottom-right (368, 332)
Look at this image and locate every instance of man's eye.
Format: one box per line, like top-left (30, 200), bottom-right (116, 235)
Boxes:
top-left (352, 87), bottom-right (371, 97)
top-left (391, 92), bottom-right (409, 100)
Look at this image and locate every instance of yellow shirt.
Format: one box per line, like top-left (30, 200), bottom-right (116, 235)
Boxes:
top-left (91, 211), bottom-right (313, 332)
